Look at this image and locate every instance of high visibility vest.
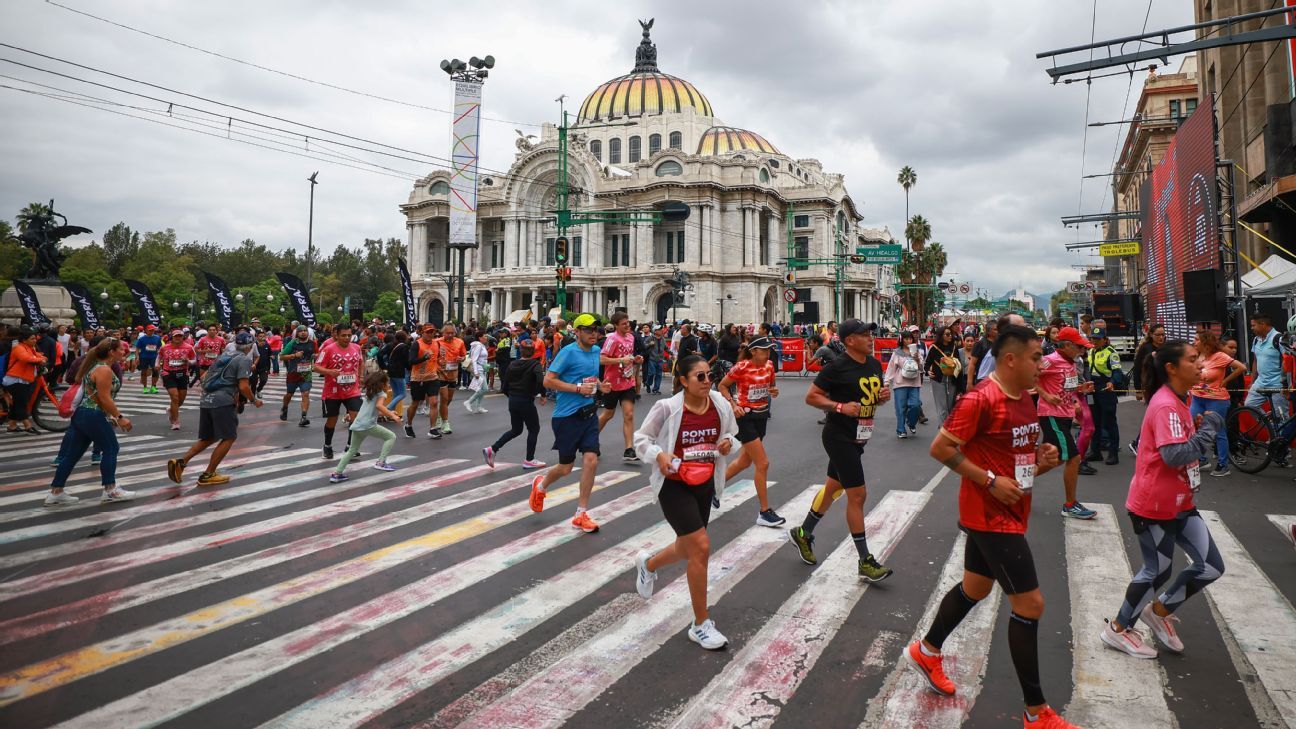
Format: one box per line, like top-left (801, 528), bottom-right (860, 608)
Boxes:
top-left (1088, 346), bottom-right (1116, 377)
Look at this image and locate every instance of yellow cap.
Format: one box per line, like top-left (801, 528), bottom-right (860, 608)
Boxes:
top-left (572, 313), bottom-right (597, 328)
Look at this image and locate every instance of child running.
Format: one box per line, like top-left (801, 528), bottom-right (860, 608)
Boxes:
top-left (329, 370), bottom-right (399, 483)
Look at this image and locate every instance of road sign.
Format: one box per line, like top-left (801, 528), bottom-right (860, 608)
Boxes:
top-left (783, 288), bottom-right (798, 303)
top-left (1099, 240), bottom-right (1141, 257)
top-left (1067, 281), bottom-right (1097, 294)
top-left (891, 293), bottom-right (902, 304)
top-left (854, 244), bottom-right (903, 265)
top-left (782, 271), bottom-right (797, 286)
top-left (957, 283), bottom-right (972, 295)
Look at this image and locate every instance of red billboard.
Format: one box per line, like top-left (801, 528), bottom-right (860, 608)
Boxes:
top-left (1140, 97), bottom-right (1219, 340)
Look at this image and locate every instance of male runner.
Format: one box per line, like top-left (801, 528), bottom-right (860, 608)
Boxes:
top-left (279, 325), bottom-right (315, 427)
top-left (135, 324), bottom-right (163, 394)
top-left (167, 332), bottom-right (262, 486)
top-left (313, 323), bottom-right (364, 459)
top-left (158, 329), bottom-right (196, 430)
top-left (527, 313), bottom-right (616, 534)
top-left (404, 324), bottom-right (442, 439)
top-left (788, 319), bottom-right (895, 581)
top-left (904, 324), bottom-right (1074, 729)
top-left (436, 323), bottom-right (467, 435)
top-left (597, 311), bottom-right (643, 462)
top-left (1036, 326), bottom-right (1097, 519)
top-left (194, 324), bottom-right (225, 386)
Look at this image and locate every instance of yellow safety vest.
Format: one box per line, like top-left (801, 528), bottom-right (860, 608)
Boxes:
top-left (1087, 346), bottom-right (1116, 377)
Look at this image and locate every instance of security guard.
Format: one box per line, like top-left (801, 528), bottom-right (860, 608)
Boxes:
top-left (1085, 326), bottom-right (1125, 465)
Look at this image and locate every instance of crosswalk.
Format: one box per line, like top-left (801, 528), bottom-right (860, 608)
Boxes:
top-left (0, 430), bottom-right (1293, 728)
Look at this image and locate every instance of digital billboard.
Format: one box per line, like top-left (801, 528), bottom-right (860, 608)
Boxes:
top-left (1140, 97), bottom-right (1219, 339)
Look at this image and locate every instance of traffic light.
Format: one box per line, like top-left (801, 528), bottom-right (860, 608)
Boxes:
top-left (554, 236), bottom-right (569, 264)
top-left (849, 255), bottom-right (865, 264)
top-left (554, 266), bottom-right (572, 282)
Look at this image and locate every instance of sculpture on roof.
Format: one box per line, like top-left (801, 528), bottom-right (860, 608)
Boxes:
top-left (634, 18), bottom-right (658, 73)
top-left (514, 128), bottom-right (537, 152)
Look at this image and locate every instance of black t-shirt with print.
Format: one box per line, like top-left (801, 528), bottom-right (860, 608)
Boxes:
top-left (813, 352), bottom-right (885, 441)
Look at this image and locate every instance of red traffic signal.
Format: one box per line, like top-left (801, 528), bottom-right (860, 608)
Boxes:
top-left (554, 266), bottom-right (573, 282)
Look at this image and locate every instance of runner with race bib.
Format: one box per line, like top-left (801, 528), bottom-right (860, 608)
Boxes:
top-left (158, 330), bottom-right (196, 430)
top-left (719, 336), bottom-right (784, 528)
top-left (313, 323), bottom-right (365, 460)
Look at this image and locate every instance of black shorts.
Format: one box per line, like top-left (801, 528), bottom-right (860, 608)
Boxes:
top-left (601, 388), bottom-right (636, 410)
top-left (198, 405), bottom-right (239, 441)
top-left (138, 357), bottom-right (158, 371)
top-left (823, 433), bottom-right (867, 490)
top-left (436, 377), bottom-right (459, 391)
top-left (410, 380), bottom-right (439, 401)
top-left (659, 477), bottom-right (715, 536)
top-left (322, 396), bottom-right (362, 417)
top-left (961, 526), bottom-right (1039, 595)
top-left (735, 412), bottom-right (769, 443)
top-left (162, 372), bottom-right (189, 391)
top-left (552, 412), bottom-right (600, 465)
top-left (1039, 416), bottom-right (1077, 462)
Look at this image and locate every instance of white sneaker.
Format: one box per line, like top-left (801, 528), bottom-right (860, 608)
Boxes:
top-left (44, 491), bottom-right (79, 507)
top-left (1140, 603), bottom-right (1184, 652)
top-left (688, 618), bottom-right (728, 650)
top-left (635, 550), bottom-right (657, 599)
top-left (1100, 620), bottom-right (1157, 659)
top-left (101, 487), bottom-right (136, 503)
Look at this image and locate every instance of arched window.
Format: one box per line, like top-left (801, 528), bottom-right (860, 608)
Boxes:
top-left (759, 168), bottom-right (770, 183)
top-left (649, 134), bottom-right (662, 156)
top-left (590, 139), bottom-right (602, 161)
top-left (669, 131), bottom-right (682, 150)
top-left (656, 160), bottom-right (683, 177)
top-left (629, 136), bottom-right (642, 162)
top-left (609, 138), bottom-right (622, 164)
top-left (429, 180), bottom-right (450, 195)
top-left (768, 159), bottom-right (780, 169)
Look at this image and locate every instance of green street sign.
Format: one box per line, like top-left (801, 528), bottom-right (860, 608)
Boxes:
top-left (854, 244), bottom-right (902, 264)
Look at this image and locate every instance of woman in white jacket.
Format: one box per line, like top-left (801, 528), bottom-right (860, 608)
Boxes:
top-left (633, 354), bottom-right (741, 650)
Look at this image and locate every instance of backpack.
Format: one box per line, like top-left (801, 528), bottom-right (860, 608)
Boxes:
top-left (901, 356), bottom-right (920, 379)
top-left (202, 354), bottom-right (241, 392)
top-left (58, 382), bottom-right (83, 418)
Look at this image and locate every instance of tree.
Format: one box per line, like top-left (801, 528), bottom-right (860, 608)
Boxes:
top-left (16, 201), bottom-right (54, 232)
top-left (0, 221), bottom-right (28, 288)
top-left (101, 222), bottom-right (141, 275)
top-left (905, 215), bottom-right (932, 253)
top-left (371, 291), bottom-right (403, 322)
top-left (897, 166), bottom-right (917, 250)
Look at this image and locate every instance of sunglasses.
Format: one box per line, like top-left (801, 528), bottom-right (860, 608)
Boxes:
top-left (577, 326), bottom-right (598, 333)
top-left (691, 371), bottom-right (713, 383)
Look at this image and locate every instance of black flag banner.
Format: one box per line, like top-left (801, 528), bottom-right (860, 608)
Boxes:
top-left (63, 282), bottom-right (100, 329)
top-left (275, 272), bottom-right (317, 327)
top-left (11, 280), bottom-right (49, 326)
top-left (397, 257), bottom-right (417, 327)
top-left (123, 279), bottom-right (162, 326)
top-left (203, 272), bottom-right (235, 328)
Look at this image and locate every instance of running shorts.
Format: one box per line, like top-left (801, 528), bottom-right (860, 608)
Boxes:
top-left (601, 387), bottom-right (636, 410)
top-left (435, 378), bottom-right (459, 391)
top-left (658, 477), bottom-right (715, 536)
top-left (322, 396), bottom-right (363, 418)
top-left (1039, 416), bottom-right (1077, 462)
top-left (198, 405), bottom-right (239, 442)
top-left (961, 526), bottom-right (1039, 595)
top-left (552, 412), bottom-right (600, 465)
top-left (138, 357), bottom-right (158, 370)
top-left (285, 374), bottom-right (312, 394)
top-left (822, 433), bottom-right (867, 490)
top-left (162, 372), bottom-right (189, 391)
top-left (735, 412), bottom-right (769, 444)
top-left (409, 380), bottom-right (438, 401)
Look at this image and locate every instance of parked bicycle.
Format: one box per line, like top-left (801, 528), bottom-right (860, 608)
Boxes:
top-left (0, 373), bottom-right (70, 432)
top-left (1225, 387), bottom-right (1296, 473)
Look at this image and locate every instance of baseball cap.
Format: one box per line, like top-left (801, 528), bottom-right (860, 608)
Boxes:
top-left (146, 324), bottom-right (156, 331)
top-left (1056, 326), bottom-right (1093, 348)
top-left (839, 319), bottom-right (879, 339)
top-left (572, 313), bottom-right (598, 329)
top-left (234, 331), bottom-right (255, 346)
top-left (421, 324), bottom-right (438, 333)
top-left (1091, 327), bottom-right (1109, 339)
top-left (747, 336), bottom-right (775, 349)
top-left (169, 329), bottom-right (184, 338)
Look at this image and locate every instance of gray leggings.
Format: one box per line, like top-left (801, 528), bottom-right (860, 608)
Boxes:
top-left (1116, 509), bottom-right (1224, 629)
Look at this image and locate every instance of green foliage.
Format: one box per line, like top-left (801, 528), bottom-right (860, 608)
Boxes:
top-left (371, 291), bottom-right (403, 323)
top-left (101, 222), bottom-right (140, 275)
top-left (16, 202), bottom-right (54, 232)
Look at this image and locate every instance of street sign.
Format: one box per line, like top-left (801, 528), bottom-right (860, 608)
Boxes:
top-left (854, 244), bottom-right (903, 265)
top-left (1099, 240), bottom-right (1141, 257)
top-left (957, 283), bottom-right (972, 295)
top-left (891, 293), bottom-right (902, 304)
top-left (782, 271), bottom-right (797, 286)
top-left (783, 288), bottom-right (798, 303)
top-left (1067, 281), bottom-right (1097, 294)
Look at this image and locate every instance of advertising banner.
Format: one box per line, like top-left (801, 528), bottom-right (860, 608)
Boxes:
top-left (275, 272), bottom-right (317, 328)
top-left (776, 337), bottom-right (804, 373)
top-left (10, 280), bottom-right (49, 326)
top-left (202, 272), bottom-right (235, 328)
top-left (397, 257), bottom-right (418, 326)
top-left (123, 279), bottom-right (162, 327)
top-left (62, 282), bottom-right (100, 329)
top-left (449, 80), bottom-right (482, 249)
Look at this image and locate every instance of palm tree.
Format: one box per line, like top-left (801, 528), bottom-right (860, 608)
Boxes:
top-left (897, 166), bottom-right (917, 249)
top-left (905, 215), bottom-right (932, 253)
top-left (16, 201), bottom-right (54, 233)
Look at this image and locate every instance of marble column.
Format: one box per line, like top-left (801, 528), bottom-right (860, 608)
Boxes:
top-left (699, 205), bottom-right (711, 266)
top-left (588, 221), bottom-right (605, 271)
top-left (411, 221), bottom-right (428, 277)
top-left (685, 205), bottom-right (702, 267)
top-left (530, 287), bottom-right (540, 318)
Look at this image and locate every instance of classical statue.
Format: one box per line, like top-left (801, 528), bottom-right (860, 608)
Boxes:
top-left (633, 18), bottom-right (658, 73)
top-left (17, 200), bottom-right (90, 281)
top-left (515, 128), bottom-right (537, 152)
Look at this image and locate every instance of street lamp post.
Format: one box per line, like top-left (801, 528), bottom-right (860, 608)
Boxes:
top-left (440, 55), bottom-right (493, 326)
top-left (421, 273), bottom-right (475, 326)
top-left (305, 171), bottom-right (318, 295)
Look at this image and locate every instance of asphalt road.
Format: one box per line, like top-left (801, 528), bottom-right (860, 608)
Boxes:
top-left (0, 372), bottom-right (1293, 728)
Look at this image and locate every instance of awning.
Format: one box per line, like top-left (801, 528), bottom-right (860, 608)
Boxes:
top-left (1241, 254), bottom-right (1296, 287)
top-left (1238, 173), bottom-right (1296, 222)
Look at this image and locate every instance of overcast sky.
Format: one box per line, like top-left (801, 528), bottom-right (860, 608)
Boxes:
top-left (0, 0), bottom-right (1192, 298)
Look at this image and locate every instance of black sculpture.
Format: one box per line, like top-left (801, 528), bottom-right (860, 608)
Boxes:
top-left (17, 200), bottom-right (90, 281)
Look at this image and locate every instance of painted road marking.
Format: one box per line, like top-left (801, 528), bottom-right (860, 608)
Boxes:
top-left (1267, 514), bottom-right (1295, 545)
top-left (861, 531), bottom-right (1001, 729)
top-left (0, 468), bottom-right (632, 705)
top-left (1201, 510), bottom-right (1296, 729)
top-left (0, 434), bottom-right (161, 457)
top-left (0, 444), bottom-right (283, 496)
top-left (664, 490), bottom-right (930, 729)
top-left (0, 443), bottom-right (237, 485)
top-left (1062, 503), bottom-right (1175, 729)
top-left (62, 473), bottom-right (649, 728)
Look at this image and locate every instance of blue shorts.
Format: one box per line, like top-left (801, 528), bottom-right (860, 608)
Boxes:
top-left (285, 373), bottom-right (313, 394)
top-left (552, 412), bottom-right (600, 465)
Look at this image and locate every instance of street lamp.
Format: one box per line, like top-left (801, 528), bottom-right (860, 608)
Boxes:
top-left (421, 272), bottom-right (475, 325)
top-left (441, 54), bottom-right (493, 325)
top-left (305, 171), bottom-right (319, 296)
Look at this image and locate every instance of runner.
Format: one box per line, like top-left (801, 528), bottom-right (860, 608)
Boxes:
top-left (597, 312), bottom-right (643, 462)
top-left (166, 332), bottom-right (262, 487)
top-left (527, 313), bottom-right (614, 534)
top-left (251, 330), bottom-right (272, 397)
top-left (267, 327), bottom-right (283, 375)
top-left (633, 353), bottom-right (740, 650)
top-left (329, 371), bottom-right (399, 483)
top-left (483, 339), bottom-right (547, 470)
top-left (1036, 326), bottom-right (1097, 519)
top-left (135, 324), bottom-right (162, 394)
top-left (1100, 338), bottom-right (1226, 660)
top-left (279, 325), bottom-right (315, 427)
top-left (159, 329), bottom-right (197, 430)
top-left (313, 323), bottom-right (365, 459)
top-left (903, 324), bottom-right (1073, 728)
top-left (194, 324), bottom-right (225, 387)
top-left (404, 324), bottom-right (443, 439)
top-left (718, 335), bottom-right (784, 527)
top-left (462, 330), bottom-right (491, 414)
top-left (436, 323), bottom-right (468, 435)
top-left (788, 319), bottom-right (895, 582)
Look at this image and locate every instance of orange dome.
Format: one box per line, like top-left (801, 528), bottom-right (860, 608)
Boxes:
top-left (578, 72), bottom-right (713, 123)
top-left (697, 126), bottom-right (780, 156)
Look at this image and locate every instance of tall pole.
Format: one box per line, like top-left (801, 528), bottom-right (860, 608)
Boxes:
top-left (556, 111), bottom-right (570, 321)
top-left (786, 203), bottom-right (795, 326)
top-left (456, 249), bottom-right (466, 324)
top-left (306, 172), bottom-right (318, 295)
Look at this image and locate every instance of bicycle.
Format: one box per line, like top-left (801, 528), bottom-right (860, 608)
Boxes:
top-left (1225, 387), bottom-right (1295, 474)
top-left (0, 372), bottom-right (71, 432)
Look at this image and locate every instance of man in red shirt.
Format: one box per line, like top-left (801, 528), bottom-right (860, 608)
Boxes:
top-left (313, 322), bottom-right (365, 459)
top-left (904, 324), bottom-right (1076, 729)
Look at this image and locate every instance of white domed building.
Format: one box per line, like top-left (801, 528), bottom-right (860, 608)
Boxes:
top-left (402, 20), bottom-right (893, 326)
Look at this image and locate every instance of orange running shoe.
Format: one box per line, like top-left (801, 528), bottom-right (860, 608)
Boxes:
top-left (1024, 706), bottom-right (1078, 728)
top-left (571, 511), bottom-right (600, 533)
top-left (902, 641), bottom-right (956, 696)
top-left (529, 474), bottom-right (547, 513)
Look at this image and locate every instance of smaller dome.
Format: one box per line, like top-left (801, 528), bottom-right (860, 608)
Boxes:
top-left (697, 126), bottom-right (780, 157)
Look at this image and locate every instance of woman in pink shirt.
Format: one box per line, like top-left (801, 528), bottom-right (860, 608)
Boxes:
top-left (1188, 329), bottom-right (1245, 476)
top-left (1100, 339), bottom-right (1226, 660)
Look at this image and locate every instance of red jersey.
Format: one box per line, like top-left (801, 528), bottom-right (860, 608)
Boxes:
top-left (1128, 386), bottom-right (1198, 520)
top-left (195, 336), bottom-right (225, 366)
top-left (314, 339), bottom-right (363, 400)
top-left (940, 375), bottom-right (1040, 534)
top-left (728, 359), bottom-right (775, 412)
top-left (159, 344), bottom-right (196, 374)
top-left (672, 401), bottom-right (722, 473)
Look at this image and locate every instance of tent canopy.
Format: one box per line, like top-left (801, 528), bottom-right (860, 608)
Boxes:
top-left (1242, 254), bottom-right (1296, 297)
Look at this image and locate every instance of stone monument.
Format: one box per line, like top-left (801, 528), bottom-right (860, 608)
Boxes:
top-left (0, 200), bottom-right (91, 325)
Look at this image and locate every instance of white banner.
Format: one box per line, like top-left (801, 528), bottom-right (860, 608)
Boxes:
top-left (449, 80), bottom-right (482, 249)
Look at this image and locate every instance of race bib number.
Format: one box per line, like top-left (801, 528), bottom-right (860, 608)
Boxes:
top-left (1014, 453), bottom-right (1036, 491)
top-left (855, 418), bottom-right (874, 442)
top-left (167, 359), bottom-right (186, 368)
top-left (337, 374), bottom-right (357, 385)
top-left (444, 362), bottom-right (459, 371)
top-left (682, 444), bottom-right (718, 462)
top-left (748, 386), bottom-right (769, 402)
top-left (145, 345), bottom-right (158, 352)
top-left (1186, 463), bottom-right (1201, 492)
top-left (1063, 375), bottom-right (1078, 391)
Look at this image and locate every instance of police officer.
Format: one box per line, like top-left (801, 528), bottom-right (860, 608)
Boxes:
top-left (1085, 326), bottom-right (1125, 465)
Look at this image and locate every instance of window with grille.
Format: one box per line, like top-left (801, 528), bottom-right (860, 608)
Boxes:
top-left (629, 136), bottom-right (642, 162)
top-left (609, 138), bottom-right (622, 164)
top-left (649, 134), bottom-right (662, 156)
